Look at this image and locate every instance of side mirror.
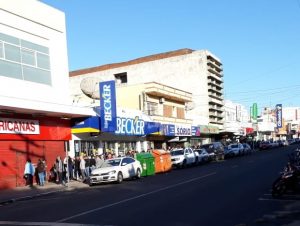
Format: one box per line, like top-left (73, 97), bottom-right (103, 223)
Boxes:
top-left (122, 163), bottom-right (127, 166)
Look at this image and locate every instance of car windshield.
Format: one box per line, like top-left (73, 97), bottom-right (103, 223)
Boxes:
top-left (171, 149), bottom-right (184, 156)
top-left (102, 159), bottom-right (121, 167)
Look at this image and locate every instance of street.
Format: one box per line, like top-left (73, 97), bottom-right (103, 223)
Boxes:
top-left (0, 146), bottom-right (299, 226)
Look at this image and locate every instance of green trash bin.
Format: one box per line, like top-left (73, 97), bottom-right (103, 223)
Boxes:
top-left (135, 152), bottom-right (155, 177)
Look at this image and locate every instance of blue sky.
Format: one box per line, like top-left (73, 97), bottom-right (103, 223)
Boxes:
top-left (42, 0), bottom-right (300, 111)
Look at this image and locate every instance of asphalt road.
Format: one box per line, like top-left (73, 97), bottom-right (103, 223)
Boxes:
top-left (0, 145), bottom-right (300, 226)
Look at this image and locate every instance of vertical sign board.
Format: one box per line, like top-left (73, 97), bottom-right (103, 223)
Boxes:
top-left (276, 104), bottom-right (282, 128)
top-left (252, 103), bottom-right (258, 120)
top-left (100, 81), bottom-right (117, 132)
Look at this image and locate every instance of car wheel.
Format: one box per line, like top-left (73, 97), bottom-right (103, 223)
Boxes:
top-left (182, 160), bottom-right (187, 168)
top-left (136, 168), bottom-right (141, 179)
top-left (117, 172), bottom-right (123, 183)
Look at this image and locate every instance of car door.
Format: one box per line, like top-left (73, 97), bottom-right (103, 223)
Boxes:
top-left (186, 148), bottom-right (194, 164)
top-left (120, 158), bottom-right (131, 179)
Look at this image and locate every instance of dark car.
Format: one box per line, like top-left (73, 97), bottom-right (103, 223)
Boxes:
top-left (200, 142), bottom-right (224, 161)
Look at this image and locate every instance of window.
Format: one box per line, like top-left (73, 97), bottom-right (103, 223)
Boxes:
top-left (0, 41), bottom-right (3, 58)
top-left (21, 49), bottom-right (35, 66)
top-left (114, 72), bottom-right (127, 84)
top-left (163, 105), bottom-right (173, 117)
top-left (0, 32), bottom-right (51, 85)
top-left (146, 102), bottom-right (158, 115)
top-left (177, 107), bottom-right (185, 119)
top-left (5, 43), bottom-right (21, 62)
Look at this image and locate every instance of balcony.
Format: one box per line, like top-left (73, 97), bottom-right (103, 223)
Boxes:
top-left (150, 115), bottom-right (192, 125)
top-left (209, 97), bottom-right (224, 106)
top-left (144, 82), bottom-right (192, 102)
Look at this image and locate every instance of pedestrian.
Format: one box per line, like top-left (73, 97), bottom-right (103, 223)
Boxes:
top-left (74, 156), bottom-right (81, 180)
top-left (80, 155), bottom-right (86, 182)
top-left (24, 159), bottom-right (35, 187)
top-left (37, 159), bottom-right (46, 186)
top-left (67, 156), bottom-right (74, 180)
top-left (55, 156), bottom-right (64, 185)
top-left (95, 155), bottom-right (104, 168)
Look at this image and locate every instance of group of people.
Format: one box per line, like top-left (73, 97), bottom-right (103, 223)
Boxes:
top-left (24, 158), bottom-right (46, 187)
top-left (23, 150), bottom-right (142, 187)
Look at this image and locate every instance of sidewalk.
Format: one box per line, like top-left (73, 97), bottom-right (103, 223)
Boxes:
top-left (0, 180), bottom-right (89, 206)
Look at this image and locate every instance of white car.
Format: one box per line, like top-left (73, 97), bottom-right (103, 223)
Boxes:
top-left (89, 157), bottom-right (142, 185)
top-left (170, 148), bottom-right (197, 168)
top-left (194, 148), bottom-right (209, 163)
top-left (227, 143), bottom-right (244, 156)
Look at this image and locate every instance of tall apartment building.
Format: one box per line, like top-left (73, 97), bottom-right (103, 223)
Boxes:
top-left (70, 49), bottom-right (225, 131)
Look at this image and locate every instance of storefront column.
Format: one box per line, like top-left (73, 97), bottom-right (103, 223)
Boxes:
top-left (142, 141), bottom-right (148, 152)
top-left (115, 142), bottom-right (119, 157)
top-left (136, 141), bottom-right (141, 153)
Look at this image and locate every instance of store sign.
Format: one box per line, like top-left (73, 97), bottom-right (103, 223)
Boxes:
top-left (276, 104), bottom-right (282, 128)
top-left (100, 81), bottom-right (117, 132)
top-left (115, 116), bottom-right (145, 135)
top-left (175, 124), bottom-right (192, 136)
top-left (191, 126), bottom-right (201, 136)
top-left (0, 118), bottom-right (40, 134)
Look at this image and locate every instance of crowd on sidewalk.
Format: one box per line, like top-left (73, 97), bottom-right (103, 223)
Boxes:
top-left (23, 151), bottom-right (138, 187)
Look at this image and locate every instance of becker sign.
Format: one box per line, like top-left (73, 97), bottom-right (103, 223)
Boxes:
top-left (100, 81), bottom-right (117, 132)
top-left (0, 118), bottom-right (40, 134)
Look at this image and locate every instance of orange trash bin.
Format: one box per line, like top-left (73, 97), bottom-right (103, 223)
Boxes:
top-left (152, 149), bottom-right (172, 173)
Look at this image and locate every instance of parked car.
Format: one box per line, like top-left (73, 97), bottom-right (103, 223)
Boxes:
top-left (89, 157), bottom-right (142, 185)
top-left (259, 141), bottom-right (272, 150)
top-left (224, 146), bottom-right (235, 158)
top-left (194, 148), bottom-right (210, 163)
top-left (242, 143), bottom-right (252, 154)
top-left (170, 148), bottom-right (197, 168)
top-left (227, 143), bottom-right (244, 156)
top-left (200, 142), bottom-right (225, 161)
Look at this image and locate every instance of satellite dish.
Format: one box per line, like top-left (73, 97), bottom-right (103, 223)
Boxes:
top-left (80, 77), bottom-right (101, 99)
top-left (185, 101), bottom-right (195, 111)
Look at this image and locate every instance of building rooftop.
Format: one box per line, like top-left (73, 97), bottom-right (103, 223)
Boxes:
top-left (69, 48), bottom-right (195, 77)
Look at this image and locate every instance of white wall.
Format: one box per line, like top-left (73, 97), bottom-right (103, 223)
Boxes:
top-left (0, 0), bottom-right (71, 107)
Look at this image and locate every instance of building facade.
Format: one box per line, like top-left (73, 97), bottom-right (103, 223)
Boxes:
top-left (0, 0), bottom-right (92, 189)
top-left (69, 48), bottom-right (225, 142)
top-left (223, 100), bottom-right (252, 139)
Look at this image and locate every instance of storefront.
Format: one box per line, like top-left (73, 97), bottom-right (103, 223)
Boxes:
top-left (71, 108), bottom-right (161, 157)
top-left (0, 115), bottom-right (71, 189)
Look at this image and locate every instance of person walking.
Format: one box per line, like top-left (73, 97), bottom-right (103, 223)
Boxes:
top-left (55, 156), bottom-right (64, 185)
top-left (74, 156), bottom-right (81, 180)
top-left (79, 155), bottom-right (86, 182)
top-left (37, 159), bottom-right (46, 186)
top-left (24, 159), bottom-right (35, 187)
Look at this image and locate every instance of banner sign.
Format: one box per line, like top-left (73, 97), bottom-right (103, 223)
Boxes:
top-left (276, 104), bottom-right (282, 128)
top-left (100, 81), bottom-right (117, 132)
top-left (115, 117), bottom-right (160, 136)
top-left (191, 126), bottom-right (201, 136)
top-left (175, 124), bottom-right (192, 136)
top-left (0, 118), bottom-right (40, 134)
top-left (160, 124), bottom-right (175, 136)
top-left (252, 103), bottom-right (258, 120)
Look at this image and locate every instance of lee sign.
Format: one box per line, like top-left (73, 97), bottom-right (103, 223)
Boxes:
top-left (0, 118), bottom-right (40, 134)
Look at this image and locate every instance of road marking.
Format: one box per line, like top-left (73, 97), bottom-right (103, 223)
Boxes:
top-left (0, 221), bottom-right (102, 226)
top-left (56, 172), bottom-right (217, 223)
top-left (258, 198), bottom-right (298, 202)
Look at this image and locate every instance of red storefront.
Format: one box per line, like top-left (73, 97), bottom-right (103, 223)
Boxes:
top-left (0, 115), bottom-right (71, 189)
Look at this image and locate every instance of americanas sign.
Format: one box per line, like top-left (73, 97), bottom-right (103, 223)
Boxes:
top-left (0, 118), bottom-right (40, 134)
top-left (276, 104), bottom-right (282, 128)
top-left (100, 81), bottom-right (117, 132)
top-left (175, 124), bottom-right (192, 136)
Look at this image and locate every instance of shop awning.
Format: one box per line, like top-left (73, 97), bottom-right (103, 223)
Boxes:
top-left (71, 116), bottom-right (100, 134)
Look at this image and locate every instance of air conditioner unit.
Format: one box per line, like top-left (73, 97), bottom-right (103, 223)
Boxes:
top-left (159, 97), bottom-right (165, 104)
